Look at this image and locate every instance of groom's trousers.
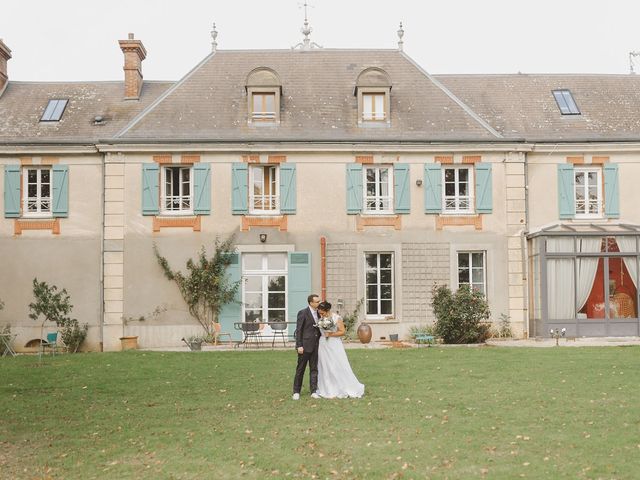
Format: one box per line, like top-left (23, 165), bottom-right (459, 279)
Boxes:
top-left (293, 348), bottom-right (318, 394)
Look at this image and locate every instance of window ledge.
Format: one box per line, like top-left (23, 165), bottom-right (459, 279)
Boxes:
top-left (14, 218), bottom-right (60, 235)
top-left (436, 215), bottom-right (482, 231)
top-left (241, 215), bottom-right (288, 232)
top-left (153, 216), bottom-right (201, 232)
top-left (363, 318), bottom-right (399, 325)
top-left (357, 214), bottom-right (401, 231)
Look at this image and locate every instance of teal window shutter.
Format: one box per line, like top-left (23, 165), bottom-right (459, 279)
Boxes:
top-left (142, 163), bottom-right (159, 216)
top-left (279, 163), bottom-right (297, 214)
top-left (231, 163), bottom-right (248, 215)
top-left (557, 164), bottom-right (575, 219)
top-left (604, 163), bottom-right (620, 218)
top-left (3, 165), bottom-right (21, 218)
top-left (424, 163), bottom-right (442, 213)
top-left (217, 253), bottom-right (243, 341)
top-left (346, 164), bottom-right (363, 214)
top-left (52, 165), bottom-right (69, 218)
top-left (394, 163), bottom-right (410, 214)
top-left (193, 163), bottom-right (211, 215)
top-left (288, 252), bottom-right (311, 336)
top-left (475, 163), bottom-right (493, 213)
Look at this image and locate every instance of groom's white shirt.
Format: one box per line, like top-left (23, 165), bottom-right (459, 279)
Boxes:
top-left (309, 306), bottom-right (318, 324)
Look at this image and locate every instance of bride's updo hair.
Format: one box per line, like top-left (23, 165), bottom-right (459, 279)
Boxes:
top-left (317, 301), bottom-right (332, 312)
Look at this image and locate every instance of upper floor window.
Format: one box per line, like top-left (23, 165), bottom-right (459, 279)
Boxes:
top-left (251, 92), bottom-right (276, 121)
top-left (162, 165), bottom-right (192, 214)
top-left (246, 68), bottom-right (281, 125)
top-left (356, 68), bottom-right (391, 125)
top-left (443, 166), bottom-right (474, 214)
top-left (363, 165), bottom-right (393, 214)
top-left (552, 89), bottom-right (580, 115)
top-left (362, 93), bottom-right (386, 121)
top-left (23, 167), bottom-right (52, 217)
top-left (574, 167), bottom-right (602, 218)
top-left (250, 164), bottom-right (279, 214)
top-left (41, 99), bottom-right (68, 122)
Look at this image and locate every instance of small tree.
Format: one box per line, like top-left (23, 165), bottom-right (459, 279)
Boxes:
top-left (431, 284), bottom-right (491, 344)
top-left (154, 235), bottom-right (240, 336)
top-left (29, 278), bottom-right (88, 353)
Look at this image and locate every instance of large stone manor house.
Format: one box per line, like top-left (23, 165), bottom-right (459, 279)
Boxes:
top-left (2, 23), bottom-right (640, 351)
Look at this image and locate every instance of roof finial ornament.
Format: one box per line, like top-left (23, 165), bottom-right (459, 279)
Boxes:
top-left (211, 22), bottom-right (218, 53)
top-left (397, 22), bottom-right (405, 51)
top-left (292, 1), bottom-right (322, 50)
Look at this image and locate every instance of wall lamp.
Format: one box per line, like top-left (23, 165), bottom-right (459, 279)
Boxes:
top-left (415, 179), bottom-right (423, 186)
top-left (259, 233), bottom-right (267, 243)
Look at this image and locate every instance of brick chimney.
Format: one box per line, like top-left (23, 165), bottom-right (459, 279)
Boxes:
top-left (0, 39), bottom-right (11, 94)
top-left (118, 33), bottom-right (146, 100)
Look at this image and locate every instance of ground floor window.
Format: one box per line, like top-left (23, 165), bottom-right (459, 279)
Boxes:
top-left (365, 252), bottom-right (394, 317)
top-left (242, 253), bottom-right (287, 323)
top-left (457, 251), bottom-right (486, 295)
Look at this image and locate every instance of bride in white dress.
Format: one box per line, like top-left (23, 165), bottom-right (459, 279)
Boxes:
top-left (316, 301), bottom-right (365, 399)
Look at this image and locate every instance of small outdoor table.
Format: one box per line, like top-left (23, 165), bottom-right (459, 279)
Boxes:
top-left (233, 322), bottom-right (296, 349)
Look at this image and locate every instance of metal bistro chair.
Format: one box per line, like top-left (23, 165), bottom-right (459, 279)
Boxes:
top-left (40, 332), bottom-right (60, 357)
top-left (240, 322), bottom-right (262, 348)
top-left (269, 321), bottom-right (288, 348)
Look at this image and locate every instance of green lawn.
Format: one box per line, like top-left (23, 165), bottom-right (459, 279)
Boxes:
top-left (1, 347), bottom-right (639, 479)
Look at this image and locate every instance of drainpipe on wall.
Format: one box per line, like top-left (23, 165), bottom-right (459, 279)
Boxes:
top-left (99, 153), bottom-right (105, 351)
top-left (521, 150), bottom-right (530, 338)
top-left (320, 236), bottom-right (327, 301)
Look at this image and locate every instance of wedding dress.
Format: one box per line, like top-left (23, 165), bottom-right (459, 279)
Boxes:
top-left (316, 313), bottom-right (365, 399)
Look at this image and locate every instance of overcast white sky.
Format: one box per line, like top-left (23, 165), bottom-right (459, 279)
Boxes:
top-left (2, 0), bottom-right (639, 81)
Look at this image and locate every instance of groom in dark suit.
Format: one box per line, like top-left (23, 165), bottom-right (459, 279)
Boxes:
top-left (292, 294), bottom-right (322, 400)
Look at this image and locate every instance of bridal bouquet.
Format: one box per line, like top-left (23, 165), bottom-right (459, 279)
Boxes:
top-left (317, 316), bottom-right (337, 333)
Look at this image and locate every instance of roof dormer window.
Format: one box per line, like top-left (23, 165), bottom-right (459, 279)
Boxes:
top-left (355, 68), bottom-right (391, 125)
top-left (552, 89), bottom-right (580, 115)
top-left (41, 99), bottom-right (68, 122)
top-left (246, 68), bottom-right (281, 125)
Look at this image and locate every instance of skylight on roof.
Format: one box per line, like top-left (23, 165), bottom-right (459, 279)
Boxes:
top-left (41, 99), bottom-right (68, 122)
top-left (552, 89), bottom-right (580, 115)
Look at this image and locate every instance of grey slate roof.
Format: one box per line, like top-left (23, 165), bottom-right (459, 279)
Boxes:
top-left (0, 81), bottom-right (172, 144)
top-left (436, 74), bottom-right (640, 142)
top-left (116, 49), bottom-right (500, 142)
top-left (3, 49), bottom-right (640, 144)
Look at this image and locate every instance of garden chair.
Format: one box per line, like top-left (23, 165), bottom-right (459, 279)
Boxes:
top-left (269, 321), bottom-right (288, 348)
top-left (240, 322), bottom-right (262, 348)
top-left (39, 332), bottom-right (60, 357)
top-left (212, 322), bottom-right (232, 345)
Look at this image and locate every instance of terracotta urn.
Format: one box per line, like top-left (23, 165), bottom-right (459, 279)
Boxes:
top-left (357, 322), bottom-right (372, 344)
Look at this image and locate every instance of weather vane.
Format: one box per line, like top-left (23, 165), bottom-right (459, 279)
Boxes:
top-left (292, 1), bottom-right (322, 50)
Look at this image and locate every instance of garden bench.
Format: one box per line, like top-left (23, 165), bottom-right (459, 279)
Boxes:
top-left (414, 334), bottom-right (435, 346)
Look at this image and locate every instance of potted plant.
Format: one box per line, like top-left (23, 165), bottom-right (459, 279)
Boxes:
top-left (120, 305), bottom-right (166, 351)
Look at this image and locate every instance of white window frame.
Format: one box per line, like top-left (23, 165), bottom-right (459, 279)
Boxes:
top-left (241, 253), bottom-right (288, 325)
top-left (574, 167), bottom-right (602, 218)
top-left (362, 92), bottom-right (386, 121)
top-left (443, 166), bottom-right (474, 214)
top-left (23, 166), bottom-right (52, 218)
top-left (363, 165), bottom-right (394, 214)
top-left (250, 164), bottom-right (280, 215)
top-left (456, 251), bottom-right (487, 296)
top-left (161, 165), bottom-right (193, 215)
top-left (364, 252), bottom-right (395, 319)
top-left (251, 92), bottom-right (277, 122)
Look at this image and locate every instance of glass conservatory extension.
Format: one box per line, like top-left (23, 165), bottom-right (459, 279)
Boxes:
top-left (528, 224), bottom-right (640, 337)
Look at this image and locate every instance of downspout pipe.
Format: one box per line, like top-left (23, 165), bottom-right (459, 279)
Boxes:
top-left (320, 236), bottom-right (327, 301)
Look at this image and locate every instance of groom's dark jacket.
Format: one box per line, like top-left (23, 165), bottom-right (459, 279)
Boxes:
top-left (295, 306), bottom-right (321, 352)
